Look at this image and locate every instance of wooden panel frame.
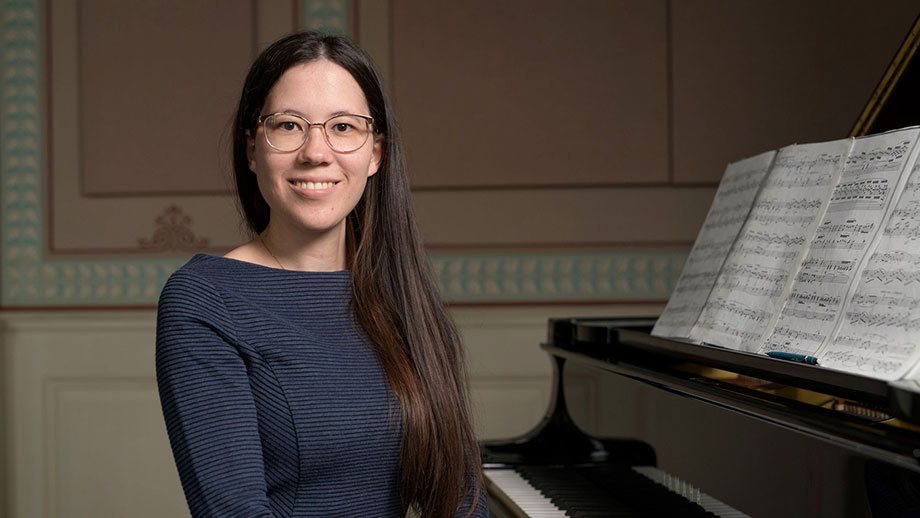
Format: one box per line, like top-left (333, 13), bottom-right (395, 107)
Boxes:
top-left (851, 13), bottom-right (920, 136)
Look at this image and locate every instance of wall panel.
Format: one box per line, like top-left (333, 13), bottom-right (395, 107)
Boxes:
top-left (0, 304), bottom-right (658, 516)
top-left (671, 0), bottom-right (920, 184)
top-left (390, 0), bottom-right (669, 189)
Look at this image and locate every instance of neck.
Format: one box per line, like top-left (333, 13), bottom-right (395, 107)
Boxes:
top-left (261, 221), bottom-right (347, 271)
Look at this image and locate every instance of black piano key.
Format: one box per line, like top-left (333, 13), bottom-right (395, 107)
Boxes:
top-left (514, 464), bottom-right (719, 518)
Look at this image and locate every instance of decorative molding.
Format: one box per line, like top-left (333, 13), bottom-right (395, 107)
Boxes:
top-left (137, 205), bottom-right (210, 252)
top-left (301, 0), bottom-right (350, 35)
top-left (432, 251), bottom-right (684, 303)
top-left (1, 0), bottom-right (186, 307)
top-left (0, 0), bottom-right (685, 307)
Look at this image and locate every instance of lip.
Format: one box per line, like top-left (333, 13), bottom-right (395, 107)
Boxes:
top-left (288, 178), bottom-right (340, 198)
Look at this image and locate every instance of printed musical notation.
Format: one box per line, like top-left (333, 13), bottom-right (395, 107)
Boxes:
top-left (814, 220), bottom-right (875, 235)
top-left (850, 292), bottom-right (920, 310)
top-left (728, 242), bottom-right (800, 263)
top-left (861, 268), bottom-right (920, 286)
top-left (762, 325), bottom-right (826, 351)
top-left (889, 200), bottom-right (920, 220)
top-left (672, 272), bottom-right (717, 294)
top-left (715, 263), bottom-right (787, 297)
top-left (753, 198), bottom-right (823, 212)
top-left (845, 310), bottom-right (920, 332)
top-left (788, 291), bottom-right (841, 307)
top-left (833, 333), bottom-right (915, 358)
top-left (704, 299), bottom-right (771, 323)
top-left (717, 178), bottom-right (766, 198)
top-left (810, 219), bottom-right (875, 251)
top-left (884, 203), bottom-right (920, 241)
top-left (741, 230), bottom-right (806, 248)
top-left (795, 271), bottom-right (849, 284)
top-left (872, 250), bottom-right (920, 264)
top-left (780, 305), bottom-right (835, 322)
top-left (704, 212), bottom-right (819, 231)
top-left (653, 150), bottom-right (777, 339)
top-left (687, 139), bottom-right (851, 351)
top-left (828, 179), bottom-right (889, 209)
top-left (772, 151), bottom-right (842, 173)
top-left (692, 317), bottom-right (763, 345)
top-left (821, 349), bottom-right (904, 376)
top-left (809, 236), bottom-right (868, 250)
top-left (658, 126), bottom-right (920, 380)
top-left (764, 172), bottom-right (834, 189)
top-left (817, 132), bottom-right (920, 380)
top-left (844, 140), bottom-right (913, 173)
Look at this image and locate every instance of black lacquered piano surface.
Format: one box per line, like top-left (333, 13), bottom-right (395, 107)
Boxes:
top-left (481, 317), bottom-right (920, 517)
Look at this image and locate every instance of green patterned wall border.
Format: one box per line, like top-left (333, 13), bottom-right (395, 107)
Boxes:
top-left (0, 0), bottom-right (186, 307)
top-left (0, 0), bottom-right (686, 307)
top-left (432, 251), bottom-right (685, 303)
top-left (301, 0), bottom-right (351, 36)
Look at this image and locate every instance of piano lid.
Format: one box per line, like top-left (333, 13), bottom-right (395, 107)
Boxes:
top-left (852, 12), bottom-right (920, 136)
top-left (548, 317), bottom-right (920, 474)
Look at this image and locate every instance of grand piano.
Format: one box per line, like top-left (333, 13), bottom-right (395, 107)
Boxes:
top-left (480, 14), bottom-right (920, 518)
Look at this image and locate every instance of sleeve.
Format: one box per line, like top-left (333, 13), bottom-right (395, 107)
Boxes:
top-left (155, 270), bottom-right (277, 517)
top-left (457, 485), bottom-right (490, 517)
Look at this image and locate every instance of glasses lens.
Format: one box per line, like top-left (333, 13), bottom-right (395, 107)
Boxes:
top-left (324, 115), bottom-right (371, 152)
top-left (264, 114), bottom-right (306, 151)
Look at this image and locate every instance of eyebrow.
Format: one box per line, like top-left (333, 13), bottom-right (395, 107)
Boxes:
top-left (265, 108), bottom-right (369, 120)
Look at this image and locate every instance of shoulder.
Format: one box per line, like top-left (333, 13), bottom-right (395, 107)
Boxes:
top-left (156, 256), bottom-right (242, 356)
top-left (158, 255), bottom-right (233, 324)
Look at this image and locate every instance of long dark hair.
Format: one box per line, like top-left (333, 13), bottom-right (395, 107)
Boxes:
top-left (232, 32), bottom-right (483, 516)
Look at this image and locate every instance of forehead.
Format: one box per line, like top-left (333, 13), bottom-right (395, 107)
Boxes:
top-left (263, 59), bottom-right (369, 116)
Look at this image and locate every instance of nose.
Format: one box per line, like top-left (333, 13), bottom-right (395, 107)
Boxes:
top-left (298, 124), bottom-right (331, 163)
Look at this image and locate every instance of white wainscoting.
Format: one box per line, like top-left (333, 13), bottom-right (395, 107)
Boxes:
top-left (1, 311), bottom-right (187, 518)
top-left (0, 305), bottom-right (659, 517)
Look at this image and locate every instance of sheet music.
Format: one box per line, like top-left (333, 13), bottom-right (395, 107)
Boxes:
top-left (759, 129), bottom-right (920, 366)
top-left (688, 139), bottom-right (852, 351)
top-left (652, 150), bottom-right (776, 339)
top-left (813, 129), bottom-right (920, 380)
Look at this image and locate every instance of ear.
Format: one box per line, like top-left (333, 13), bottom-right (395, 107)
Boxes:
top-left (245, 130), bottom-right (257, 172)
top-left (367, 135), bottom-right (384, 177)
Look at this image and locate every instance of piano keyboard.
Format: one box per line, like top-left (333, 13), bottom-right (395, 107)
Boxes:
top-left (484, 464), bottom-right (750, 517)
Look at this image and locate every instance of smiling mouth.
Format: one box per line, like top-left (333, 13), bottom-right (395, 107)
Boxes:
top-left (290, 180), bottom-right (337, 190)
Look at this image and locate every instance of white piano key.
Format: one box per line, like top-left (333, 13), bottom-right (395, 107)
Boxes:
top-left (485, 464), bottom-right (750, 518)
top-left (632, 465), bottom-right (751, 518)
top-left (483, 468), bottom-right (569, 517)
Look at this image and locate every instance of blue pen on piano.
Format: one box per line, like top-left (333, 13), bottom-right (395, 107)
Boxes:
top-left (767, 351), bottom-right (819, 365)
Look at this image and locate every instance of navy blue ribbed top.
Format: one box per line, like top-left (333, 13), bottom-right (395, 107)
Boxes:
top-left (156, 254), bottom-right (406, 517)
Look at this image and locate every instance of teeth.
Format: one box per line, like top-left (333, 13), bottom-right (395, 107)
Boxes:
top-left (294, 181), bottom-right (334, 190)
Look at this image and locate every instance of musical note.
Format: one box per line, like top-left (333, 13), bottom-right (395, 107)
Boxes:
top-left (820, 349), bottom-right (903, 375)
top-left (828, 179), bottom-right (890, 209)
top-left (761, 325), bottom-right (826, 350)
top-left (832, 333), bottom-right (915, 357)
top-left (653, 150), bottom-right (777, 339)
top-left (788, 291), bottom-right (841, 307)
top-left (780, 305), bottom-right (835, 321)
top-left (843, 140), bottom-right (913, 173)
top-left (849, 293), bottom-right (920, 311)
top-left (751, 198), bottom-right (823, 212)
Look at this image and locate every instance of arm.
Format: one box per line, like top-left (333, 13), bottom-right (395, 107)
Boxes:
top-left (457, 486), bottom-right (490, 518)
top-left (156, 270), bottom-right (276, 517)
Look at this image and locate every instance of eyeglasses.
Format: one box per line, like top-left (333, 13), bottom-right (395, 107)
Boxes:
top-left (257, 112), bottom-right (374, 153)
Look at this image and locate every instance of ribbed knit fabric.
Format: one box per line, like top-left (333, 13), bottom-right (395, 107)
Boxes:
top-left (156, 254), bottom-right (407, 517)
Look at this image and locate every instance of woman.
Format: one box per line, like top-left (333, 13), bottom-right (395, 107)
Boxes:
top-left (156, 32), bottom-right (487, 517)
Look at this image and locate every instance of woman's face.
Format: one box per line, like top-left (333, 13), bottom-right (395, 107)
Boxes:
top-left (247, 59), bottom-right (382, 239)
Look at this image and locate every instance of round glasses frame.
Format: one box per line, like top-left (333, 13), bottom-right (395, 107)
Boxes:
top-left (257, 112), bottom-right (375, 153)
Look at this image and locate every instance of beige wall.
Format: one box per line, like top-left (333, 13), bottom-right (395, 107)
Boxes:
top-left (3, 1), bottom-right (919, 517)
top-left (44, 0), bottom-right (920, 256)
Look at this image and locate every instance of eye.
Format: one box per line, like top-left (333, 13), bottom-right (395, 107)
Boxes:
top-left (279, 121), bottom-right (300, 132)
top-left (267, 115), bottom-right (304, 132)
top-left (330, 121), bottom-right (355, 134)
